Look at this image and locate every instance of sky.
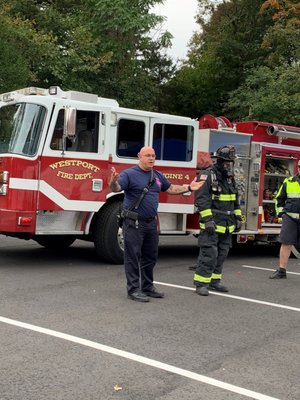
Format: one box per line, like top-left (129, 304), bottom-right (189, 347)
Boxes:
top-left (152, 0), bottom-right (199, 60)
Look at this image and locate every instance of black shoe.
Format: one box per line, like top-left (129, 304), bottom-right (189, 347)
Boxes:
top-left (269, 269), bottom-right (287, 279)
top-left (188, 265), bottom-right (197, 271)
top-left (127, 290), bottom-right (150, 302)
top-left (196, 286), bottom-right (209, 296)
top-left (209, 282), bottom-right (229, 292)
top-left (144, 287), bottom-right (164, 298)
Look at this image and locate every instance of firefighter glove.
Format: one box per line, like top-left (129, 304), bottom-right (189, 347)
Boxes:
top-left (277, 211), bottom-right (284, 218)
top-left (234, 219), bottom-right (242, 232)
top-left (204, 220), bottom-right (216, 234)
top-left (235, 215), bottom-right (243, 221)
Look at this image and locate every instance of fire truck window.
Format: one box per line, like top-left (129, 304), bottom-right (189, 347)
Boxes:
top-left (0, 103), bottom-right (46, 156)
top-left (50, 110), bottom-right (99, 152)
top-left (50, 110), bottom-right (64, 150)
top-left (75, 111), bottom-right (99, 152)
top-left (153, 124), bottom-right (194, 161)
top-left (117, 119), bottom-right (145, 158)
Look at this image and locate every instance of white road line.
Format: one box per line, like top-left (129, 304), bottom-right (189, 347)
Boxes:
top-left (154, 281), bottom-right (300, 313)
top-left (242, 265), bottom-right (300, 276)
top-left (0, 315), bottom-right (279, 400)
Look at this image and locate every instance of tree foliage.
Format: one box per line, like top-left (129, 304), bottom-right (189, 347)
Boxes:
top-left (227, 65), bottom-right (300, 125)
top-left (164, 0), bottom-right (300, 125)
top-left (0, 0), bottom-right (174, 109)
top-left (226, 0), bottom-right (300, 122)
top-left (261, 0), bottom-right (300, 65)
top-left (0, 4), bottom-right (51, 91)
top-left (0, 0), bottom-right (299, 123)
top-left (163, 0), bottom-right (274, 117)
top-left (85, 0), bottom-right (175, 109)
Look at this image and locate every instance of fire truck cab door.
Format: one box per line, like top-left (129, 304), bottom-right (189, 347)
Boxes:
top-left (111, 113), bottom-right (150, 165)
top-left (149, 117), bottom-right (198, 214)
top-left (38, 103), bottom-right (105, 214)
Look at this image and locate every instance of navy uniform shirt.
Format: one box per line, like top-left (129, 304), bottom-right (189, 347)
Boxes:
top-left (118, 166), bottom-right (171, 218)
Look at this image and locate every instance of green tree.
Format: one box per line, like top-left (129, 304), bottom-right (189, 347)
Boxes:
top-left (161, 57), bottom-right (220, 117)
top-left (0, 0), bottom-right (174, 110)
top-left (261, 0), bottom-right (300, 65)
top-left (0, 4), bottom-right (54, 92)
top-left (165, 0), bottom-right (274, 118)
top-left (226, 65), bottom-right (300, 125)
top-left (86, 0), bottom-right (174, 108)
top-left (0, 0), bottom-right (111, 90)
top-left (226, 1), bottom-right (300, 124)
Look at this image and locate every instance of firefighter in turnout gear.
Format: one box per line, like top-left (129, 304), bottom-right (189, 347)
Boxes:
top-left (270, 160), bottom-right (300, 279)
top-left (193, 145), bottom-right (242, 296)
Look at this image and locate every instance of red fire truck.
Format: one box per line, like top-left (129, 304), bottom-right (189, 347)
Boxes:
top-left (199, 114), bottom-right (300, 256)
top-left (0, 86), bottom-right (300, 263)
top-left (0, 86), bottom-right (202, 264)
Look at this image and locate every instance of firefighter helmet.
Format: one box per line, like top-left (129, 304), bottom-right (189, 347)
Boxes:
top-left (215, 145), bottom-right (236, 161)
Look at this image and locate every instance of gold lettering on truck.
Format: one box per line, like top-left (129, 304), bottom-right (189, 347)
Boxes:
top-left (49, 159), bottom-right (100, 180)
top-left (164, 173), bottom-right (183, 180)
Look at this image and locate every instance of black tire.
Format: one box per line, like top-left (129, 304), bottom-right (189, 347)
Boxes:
top-left (93, 201), bottom-right (124, 264)
top-left (35, 235), bottom-right (76, 249)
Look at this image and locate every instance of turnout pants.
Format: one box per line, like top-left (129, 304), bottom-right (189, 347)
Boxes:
top-left (194, 230), bottom-right (231, 286)
top-left (123, 218), bottom-right (159, 294)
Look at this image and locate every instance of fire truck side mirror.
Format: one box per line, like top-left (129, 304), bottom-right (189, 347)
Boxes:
top-left (64, 107), bottom-right (76, 138)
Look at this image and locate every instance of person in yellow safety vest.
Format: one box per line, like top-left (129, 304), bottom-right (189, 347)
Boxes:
top-left (270, 160), bottom-right (300, 279)
top-left (193, 145), bottom-right (242, 296)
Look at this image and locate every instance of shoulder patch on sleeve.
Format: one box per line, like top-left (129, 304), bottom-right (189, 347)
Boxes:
top-left (200, 174), bottom-right (208, 181)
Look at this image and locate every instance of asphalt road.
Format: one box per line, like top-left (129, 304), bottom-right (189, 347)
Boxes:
top-left (0, 236), bottom-right (299, 400)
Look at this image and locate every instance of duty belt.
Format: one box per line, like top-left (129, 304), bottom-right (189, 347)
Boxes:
top-left (122, 209), bottom-right (156, 222)
top-left (212, 209), bottom-right (235, 215)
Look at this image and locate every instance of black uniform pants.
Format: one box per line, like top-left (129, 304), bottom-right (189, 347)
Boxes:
top-left (123, 217), bottom-right (158, 294)
top-left (195, 230), bottom-right (231, 285)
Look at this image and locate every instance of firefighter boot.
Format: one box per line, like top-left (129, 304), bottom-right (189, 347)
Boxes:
top-left (269, 268), bottom-right (287, 279)
top-left (209, 279), bottom-right (229, 292)
top-left (196, 284), bottom-right (209, 296)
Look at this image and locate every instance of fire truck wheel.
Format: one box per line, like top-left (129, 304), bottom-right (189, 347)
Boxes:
top-left (34, 235), bottom-right (76, 249)
top-left (93, 201), bottom-right (124, 264)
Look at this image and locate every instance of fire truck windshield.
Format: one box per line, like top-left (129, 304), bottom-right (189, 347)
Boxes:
top-left (0, 103), bottom-right (46, 156)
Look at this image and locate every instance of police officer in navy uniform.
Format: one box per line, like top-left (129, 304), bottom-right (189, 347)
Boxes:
top-left (193, 145), bottom-right (242, 296)
top-left (109, 146), bottom-right (204, 302)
